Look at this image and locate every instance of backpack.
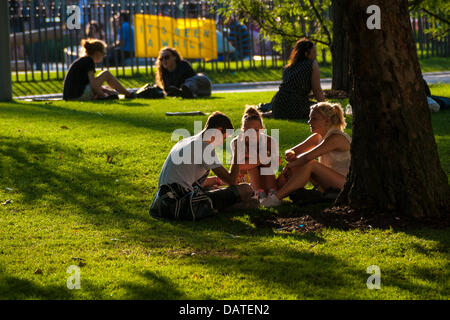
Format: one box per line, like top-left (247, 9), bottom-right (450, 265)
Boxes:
top-left (136, 83), bottom-right (165, 99)
top-left (149, 184), bottom-right (216, 221)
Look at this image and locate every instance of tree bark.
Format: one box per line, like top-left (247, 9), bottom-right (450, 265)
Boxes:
top-left (336, 0), bottom-right (449, 218)
top-left (331, 0), bottom-right (350, 91)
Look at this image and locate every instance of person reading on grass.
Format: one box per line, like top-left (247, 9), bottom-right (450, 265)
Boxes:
top-left (230, 106), bottom-right (281, 201)
top-left (62, 39), bottom-right (135, 101)
top-left (155, 47), bottom-right (212, 99)
top-left (261, 102), bottom-right (351, 207)
top-left (149, 112), bottom-right (255, 220)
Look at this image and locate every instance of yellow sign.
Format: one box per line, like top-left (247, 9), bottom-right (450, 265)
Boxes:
top-left (134, 14), bottom-right (217, 60)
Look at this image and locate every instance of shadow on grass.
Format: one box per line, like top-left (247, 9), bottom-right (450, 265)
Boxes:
top-left (0, 266), bottom-right (74, 299)
top-left (0, 135), bottom-right (151, 229)
top-left (1, 100), bottom-right (207, 135)
top-left (120, 270), bottom-right (189, 299)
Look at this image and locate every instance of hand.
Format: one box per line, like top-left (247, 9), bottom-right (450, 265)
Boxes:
top-left (285, 149), bottom-right (296, 162)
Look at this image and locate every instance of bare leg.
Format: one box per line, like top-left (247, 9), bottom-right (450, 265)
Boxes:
top-left (247, 167), bottom-right (264, 190)
top-left (275, 166), bottom-right (292, 189)
top-left (260, 172), bottom-right (276, 193)
top-left (101, 86), bottom-right (118, 95)
top-left (93, 70), bottom-right (131, 96)
top-left (235, 183), bottom-right (254, 201)
top-left (275, 161), bottom-right (346, 200)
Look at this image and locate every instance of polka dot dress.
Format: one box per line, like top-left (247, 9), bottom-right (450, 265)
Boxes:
top-left (271, 59), bottom-right (314, 119)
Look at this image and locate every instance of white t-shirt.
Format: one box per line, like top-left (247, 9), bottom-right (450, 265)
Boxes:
top-left (158, 133), bottom-right (222, 191)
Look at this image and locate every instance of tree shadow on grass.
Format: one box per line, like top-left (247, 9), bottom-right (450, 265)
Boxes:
top-left (120, 270), bottom-right (189, 300)
top-left (0, 135), bottom-right (151, 230)
top-left (1, 100), bottom-right (210, 136)
top-left (0, 266), bottom-right (74, 299)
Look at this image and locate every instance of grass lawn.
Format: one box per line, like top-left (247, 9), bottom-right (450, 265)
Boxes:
top-left (12, 56), bottom-right (449, 97)
top-left (0, 85), bottom-right (449, 299)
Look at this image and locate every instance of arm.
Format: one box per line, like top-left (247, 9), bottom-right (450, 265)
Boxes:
top-left (285, 133), bottom-right (321, 161)
top-left (311, 60), bottom-right (325, 102)
top-left (212, 141), bottom-right (241, 185)
top-left (212, 163), bottom-right (240, 186)
top-left (287, 134), bottom-right (349, 169)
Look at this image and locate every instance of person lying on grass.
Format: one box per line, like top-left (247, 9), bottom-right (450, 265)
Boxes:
top-left (155, 47), bottom-right (212, 99)
top-left (261, 102), bottom-right (351, 207)
top-left (230, 106), bottom-right (281, 201)
top-left (150, 111), bottom-right (255, 220)
top-left (63, 38), bottom-right (135, 101)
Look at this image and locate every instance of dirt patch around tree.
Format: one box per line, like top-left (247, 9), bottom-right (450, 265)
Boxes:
top-left (251, 204), bottom-right (450, 233)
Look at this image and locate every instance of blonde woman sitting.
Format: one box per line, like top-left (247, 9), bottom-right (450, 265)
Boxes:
top-left (261, 102), bottom-right (351, 207)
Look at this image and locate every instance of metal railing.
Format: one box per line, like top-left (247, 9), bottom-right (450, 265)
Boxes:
top-left (7, 0), bottom-right (450, 83)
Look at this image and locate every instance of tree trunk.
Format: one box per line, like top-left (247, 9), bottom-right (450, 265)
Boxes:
top-left (331, 0), bottom-right (350, 91)
top-left (336, 0), bottom-right (449, 218)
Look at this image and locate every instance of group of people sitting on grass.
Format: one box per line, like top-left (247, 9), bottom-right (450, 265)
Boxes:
top-left (62, 37), bottom-right (325, 121)
top-left (62, 36), bottom-right (347, 220)
top-left (149, 102), bottom-right (351, 220)
top-left (62, 38), bottom-right (212, 101)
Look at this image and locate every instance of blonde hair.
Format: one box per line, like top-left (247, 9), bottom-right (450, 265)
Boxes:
top-left (80, 38), bottom-right (106, 56)
top-left (310, 102), bottom-right (346, 131)
top-left (241, 105), bottom-right (264, 130)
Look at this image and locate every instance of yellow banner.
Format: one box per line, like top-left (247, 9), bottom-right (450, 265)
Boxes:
top-left (134, 14), bottom-right (217, 60)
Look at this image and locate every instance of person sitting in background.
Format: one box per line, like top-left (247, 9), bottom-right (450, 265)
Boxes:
top-left (261, 102), bottom-right (351, 207)
top-left (259, 38), bottom-right (325, 119)
top-left (106, 10), bottom-right (135, 66)
top-left (227, 19), bottom-right (251, 59)
top-left (156, 47), bottom-right (212, 99)
top-left (63, 39), bottom-right (134, 101)
top-left (85, 20), bottom-right (105, 40)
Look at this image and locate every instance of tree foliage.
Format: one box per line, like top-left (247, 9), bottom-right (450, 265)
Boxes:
top-left (209, 0), bottom-right (448, 51)
top-left (210, 0), bottom-right (332, 51)
top-left (409, 0), bottom-right (450, 40)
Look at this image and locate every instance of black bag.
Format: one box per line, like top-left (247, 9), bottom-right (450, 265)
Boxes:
top-left (136, 83), bottom-right (165, 99)
top-left (149, 183), bottom-right (216, 221)
top-left (431, 96), bottom-right (450, 110)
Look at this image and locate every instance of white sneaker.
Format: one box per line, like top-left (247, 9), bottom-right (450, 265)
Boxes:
top-left (260, 194), bottom-right (282, 207)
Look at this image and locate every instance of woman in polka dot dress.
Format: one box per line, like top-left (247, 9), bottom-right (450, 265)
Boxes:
top-left (262, 38), bottom-right (325, 119)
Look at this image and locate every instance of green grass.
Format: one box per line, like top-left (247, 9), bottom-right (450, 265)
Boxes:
top-left (12, 55), bottom-right (449, 97)
top-left (0, 85), bottom-right (449, 299)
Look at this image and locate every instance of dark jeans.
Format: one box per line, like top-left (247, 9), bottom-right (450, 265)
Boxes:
top-left (183, 74), bottom-right (212, 97)
top-left (204, 185), bottom-right (241, 210)
top-left (149, 183), bottom-right (241, 220)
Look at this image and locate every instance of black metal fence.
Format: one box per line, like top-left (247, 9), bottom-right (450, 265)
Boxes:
top-left (8, 0), bottom-right (450, 83)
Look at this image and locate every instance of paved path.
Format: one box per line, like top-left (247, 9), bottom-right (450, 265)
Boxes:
top-left (14, 71), bottom-right (450, 101)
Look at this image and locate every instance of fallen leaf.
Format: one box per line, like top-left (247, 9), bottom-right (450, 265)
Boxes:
top-left (34, 269), bottom-right (43, 275)
top-left (106, 154), bottom-right (113, 164)
top-left (61, 125), bottom-right (69, 130)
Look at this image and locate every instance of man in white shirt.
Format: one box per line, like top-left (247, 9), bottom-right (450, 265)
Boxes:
top-left (150, 112), bottom-right (254, 220)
